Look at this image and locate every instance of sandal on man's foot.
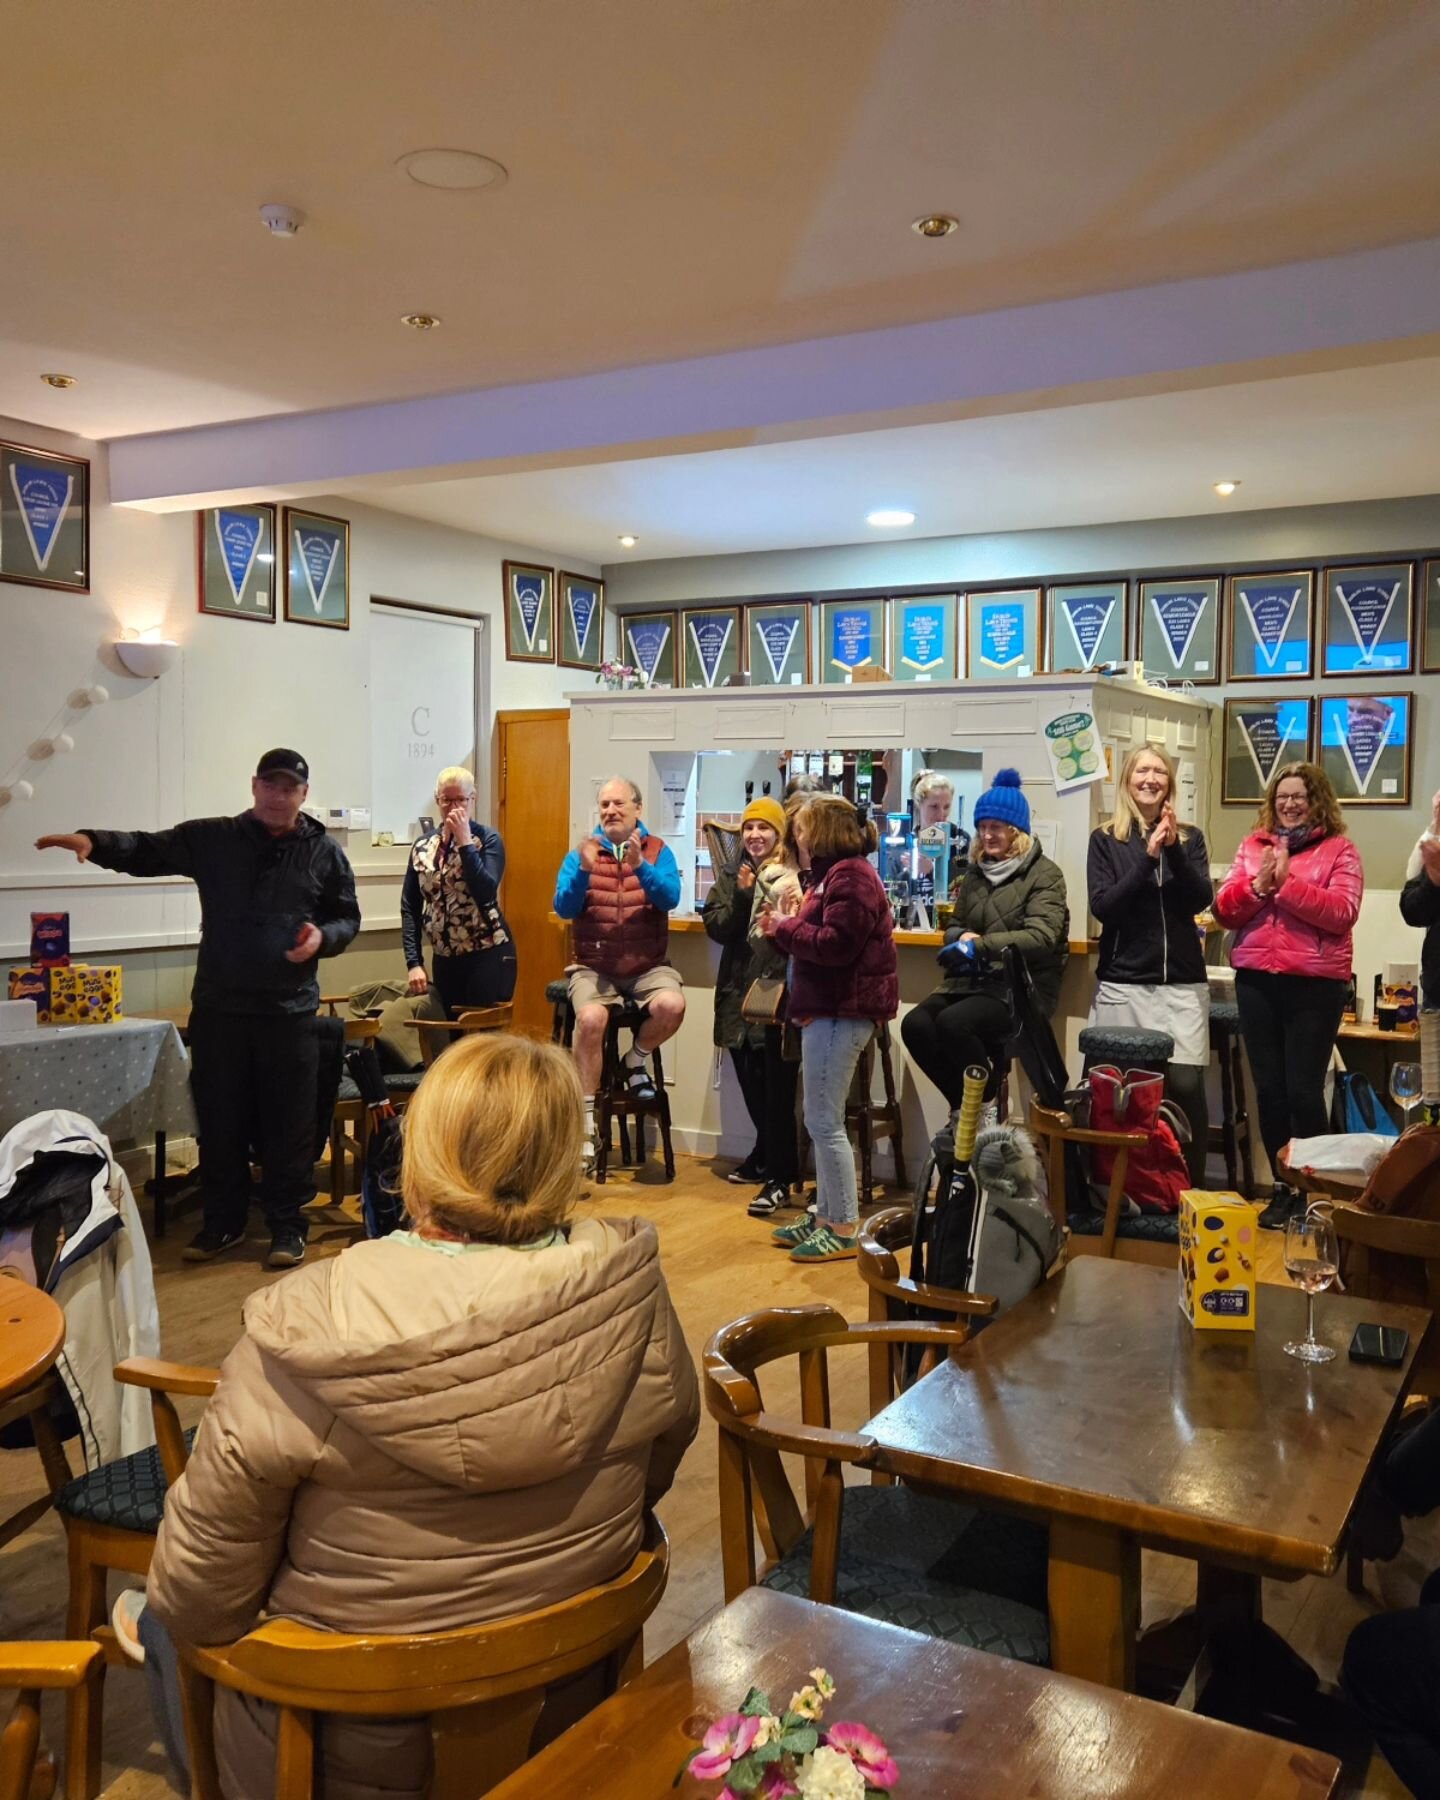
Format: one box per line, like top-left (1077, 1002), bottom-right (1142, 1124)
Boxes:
top-left (623, 1059), bottom-right (656, 1102)
top-left (789, 1223), bottom-right (858, 1263)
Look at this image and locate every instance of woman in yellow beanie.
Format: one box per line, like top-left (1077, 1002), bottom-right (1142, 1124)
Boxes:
top-left (700, 795), bottom-right (802, 1213)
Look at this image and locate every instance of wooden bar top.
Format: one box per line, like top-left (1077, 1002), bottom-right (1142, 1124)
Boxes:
top-left (487, 1588), bottom-right (1338, 1798)
top-left (864, 1257), bottom-right (1430, 1576)
top-left (664, 913), bottom-right (1098, 954)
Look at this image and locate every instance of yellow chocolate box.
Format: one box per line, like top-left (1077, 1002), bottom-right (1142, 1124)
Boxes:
top-left (48, 964), bottom-right (123, 1025)
top-left (1179, 1190), bottom-right (1258, 1331)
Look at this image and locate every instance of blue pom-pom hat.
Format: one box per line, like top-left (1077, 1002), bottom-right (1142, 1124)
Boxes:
top-left (973, 767), bottom-right (1030, 834)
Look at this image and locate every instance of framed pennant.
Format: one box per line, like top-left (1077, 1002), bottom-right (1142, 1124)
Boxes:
top-left (502, 561), bottom-right (555, 663)
top-left (1136, 578), bottom-right (1221, 685)
top-left (283, 507), bottom-right (350, 629)
top-left (1318, 692), bottom-right (1413, 806)
top-left (1044, 581), bottom-right (1128, 673)
top-left (820, 598), bottom-right (889, 684)
top-left (1424, 559), bottom-right (1440, 675)
top-left (557, 571), bottom-right (605, 671)
top-left (1225, 570), bottom-right (1314, 682)
top-left (0, 440), bottom-right (90, 593)
top-left (680, 606), bottom-right (743, 688)
top-left (198, 502), bottom-right (276, 621)
top-left (747, 601), bottom-right (811, 686)
top-left (967, 587), bottom-right (1041, 681)
top-left (1221, 696), bottom-right (1313, 806)
top-left (623, 609), bottom-right (677, 688)
top-left (1321, 561), bottom-right (1414, 677)
top-left (889, 595), bottom-right (956, 682)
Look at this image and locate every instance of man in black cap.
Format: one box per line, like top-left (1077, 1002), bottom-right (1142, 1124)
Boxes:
top-left (36, 750), bottom-right (360, 1267)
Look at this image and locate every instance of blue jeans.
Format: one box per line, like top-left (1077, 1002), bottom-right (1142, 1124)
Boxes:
top-left (801, 1018), bottom-right (873, 1228)
top-left (139, 1606), bottom-right (190, 1791)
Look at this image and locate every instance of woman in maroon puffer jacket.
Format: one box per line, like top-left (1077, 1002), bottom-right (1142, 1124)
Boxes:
top-left (757, 795), bottom-right (897, 1262)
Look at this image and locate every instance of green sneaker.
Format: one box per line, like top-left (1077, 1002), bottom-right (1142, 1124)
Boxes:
top-left (788, 1223), bottom-right (858, 1263)
top-left (770, 1218), bottom-right (816, 1249)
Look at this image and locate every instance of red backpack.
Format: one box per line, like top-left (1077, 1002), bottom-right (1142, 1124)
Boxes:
top-left (1086, 1065), bottom-right (1190, 1215)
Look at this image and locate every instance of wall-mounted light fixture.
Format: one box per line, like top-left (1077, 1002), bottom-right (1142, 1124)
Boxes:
top-left (115, 632), bottom-right (181, 678)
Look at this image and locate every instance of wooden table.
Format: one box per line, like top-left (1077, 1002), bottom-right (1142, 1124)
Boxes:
top-left (486, 1587), bottom-right (1338, 1799)
top-left (863, 1257), bottom-right (1429, 1691)
top-left (0, 1280), bottom-right (64, 1403)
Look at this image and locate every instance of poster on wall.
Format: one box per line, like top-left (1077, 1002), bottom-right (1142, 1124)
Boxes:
top-left (681, 605), bottom-right (743, 688)
top-left (198, 502), bottom-right (276, 621)
top-left (624, 610), bottom-right (676, 688)
top-left (1424, 559), bottom-right (1440, 674)
top-left (0, 441), bottom-right (90, 593)
top-left (1042, 708), bottom-right (1104, 793)
top-left (1226, 570), bottom-right (1313, 682)
top-left (1136, 578), bottom-right (1221, 684)
top-left (1044, 581), bottom-right (1127, 673)
top-left (558, 572), bottom-right (605, 671)
top-left (1318, 692), bottom-right (1413, 806)
top-left (889, 595), bottom-right (956, 682)
top-left (1321, 562), bottom-right (1414, 677)
top-left (502, 561), bottom-right (554, 663)
top-left (1221, 695), bottom-right (1313, 805)
top-left (746, 601), bottom-right (810, 685)
top-left (967, 587), bottom-right (1040, 681)
top-left (283, 507), bottom-right (350, 629)
top-left (820, 598), bottom-right (888, 684)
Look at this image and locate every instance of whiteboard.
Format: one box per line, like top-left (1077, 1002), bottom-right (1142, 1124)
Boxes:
top-left (369, 605), bottom-right (482, 841)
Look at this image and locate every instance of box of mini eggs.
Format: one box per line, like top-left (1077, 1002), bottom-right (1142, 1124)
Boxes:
top-left (48, 964), bottom-right (123, 1025)
top-left (1178, 1191), bottom-right (1257, 1330)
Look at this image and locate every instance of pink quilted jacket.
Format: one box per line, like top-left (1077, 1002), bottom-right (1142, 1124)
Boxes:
top-left (1214, 830), bottom-right (1364, 980)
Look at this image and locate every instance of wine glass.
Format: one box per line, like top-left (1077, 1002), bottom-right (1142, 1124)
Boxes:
top-left (1390, 1062), bottom-right (1423, 1133)
top-left (1283, 1205), bottom-right (1339, 1364)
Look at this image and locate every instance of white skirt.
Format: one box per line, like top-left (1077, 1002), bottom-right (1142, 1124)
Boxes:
top-left (1090, 981), bottom-right (1211, 1067)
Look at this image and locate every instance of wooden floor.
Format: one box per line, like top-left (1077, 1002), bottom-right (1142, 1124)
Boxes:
top-left (0, 1152), bottom-right (1427, 1799)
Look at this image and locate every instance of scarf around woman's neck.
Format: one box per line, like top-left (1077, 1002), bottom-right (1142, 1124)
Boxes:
top-left (978, 853), bottom-right (1023, 885)
top-left (1275, 822), bottom-right (1325, 854)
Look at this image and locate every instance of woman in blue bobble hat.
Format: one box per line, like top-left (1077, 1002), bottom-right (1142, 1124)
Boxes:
top-left (901, 769), bottom-right (1069, 1122)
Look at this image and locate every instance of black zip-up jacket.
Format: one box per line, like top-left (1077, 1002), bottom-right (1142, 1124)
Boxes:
top-left (82, 812), bottom-right (360, 1016)
top-left (1087, 825), bottom-right (1212, 987)
top-left (1400, 849), bottom-right (1440, 1008)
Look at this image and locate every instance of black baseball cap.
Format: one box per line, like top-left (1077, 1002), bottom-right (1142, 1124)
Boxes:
top-left (255, 748), bottom-right (309, 785)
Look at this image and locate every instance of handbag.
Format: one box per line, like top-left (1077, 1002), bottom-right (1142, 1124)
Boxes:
top-left (741, 975), bottom-right (787, 1025)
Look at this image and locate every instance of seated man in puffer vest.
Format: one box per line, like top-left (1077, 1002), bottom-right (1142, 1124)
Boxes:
top-left (554, 775), bottom-right (686, 1168)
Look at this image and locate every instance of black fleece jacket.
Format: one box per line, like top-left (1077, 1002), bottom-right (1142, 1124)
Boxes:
top-left (1400, 855), bottom-right (1440, 1008)
top-left (1087, 825), bottom-right (1212, 986)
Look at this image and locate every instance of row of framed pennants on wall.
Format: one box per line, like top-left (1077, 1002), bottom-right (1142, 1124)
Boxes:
top-left (198, 502), bottom-right (350, 628)
top-left (617, 563), bottom-right (1440, 690)
top-left (1221, 692), bottom-right (1416, 808)
top-left (502, 562), bottom-right (605, 670)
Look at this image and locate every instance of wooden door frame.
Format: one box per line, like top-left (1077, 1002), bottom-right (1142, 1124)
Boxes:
top-left (496, 707), bottom-right (569, 838)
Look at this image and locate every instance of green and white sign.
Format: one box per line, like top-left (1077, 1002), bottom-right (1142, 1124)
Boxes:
top-left (1043, 708), bottom-right (1103, 793)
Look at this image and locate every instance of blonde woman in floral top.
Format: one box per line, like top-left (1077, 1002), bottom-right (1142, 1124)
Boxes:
top-left (401, 767), bottom-right (516, 1011)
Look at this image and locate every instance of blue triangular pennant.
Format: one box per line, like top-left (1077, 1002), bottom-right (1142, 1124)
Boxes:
top-left (566, 583), bottom-right (598, 660)
top-left (215, 509), bottom-right (264, 606)
top-left (626, 617), bottom-right (670, 685)
top-left (1238, 583), bottom-right (1302, 671)
top-left (10, 460), bottom-right (74, 572)
top-left (1334, 581), bottom-right (1400, 666)
top-left (513, 574), bottom-right (545, 650)
top-left (1149, 590), bottom-right (1207, 671)
top-left (756, 616), bottom-right (800, 681)
top-left (688, 613), bottom-right (734, 687)
top-left (295, 525), bottom-right (341, 614)
top-left (1060, 595), bottom-right (1115, 670)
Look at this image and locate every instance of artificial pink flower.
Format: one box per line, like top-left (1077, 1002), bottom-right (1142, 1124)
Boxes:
top-left (759, 1769), bottom-right (800, 1799)
top-left (823, 1721), bottom-right (900, 1790)
top-left (691, 1713), bottom-right (762, 1782)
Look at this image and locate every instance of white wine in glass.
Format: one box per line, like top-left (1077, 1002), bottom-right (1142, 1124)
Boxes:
top-left (1283, 1207), bottom-right (1338, 1363)
top-left (1390, 1062), bottom-right (1423, 1133)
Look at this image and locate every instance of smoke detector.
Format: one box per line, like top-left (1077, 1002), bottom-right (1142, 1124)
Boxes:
top-left (259, 203), bottom-right (305, 238)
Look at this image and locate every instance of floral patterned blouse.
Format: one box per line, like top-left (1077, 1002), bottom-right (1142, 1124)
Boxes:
top-left (401, 825), bottom-right (512, 964)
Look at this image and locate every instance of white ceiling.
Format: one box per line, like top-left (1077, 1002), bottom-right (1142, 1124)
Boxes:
top-left (359, 355), bottom-right (1440, 561)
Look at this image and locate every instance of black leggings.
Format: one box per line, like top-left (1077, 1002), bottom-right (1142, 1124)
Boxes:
top-left (1164, 1061), bottom-right (1210, 1188)
top-left (900, 990), bottom-right (1013, 1108)
top-left (432, 947), bottom-right (518, 1012)
top-left (729, 1029), bottom-right (800, 1183)
top-left (1233, 969), bottom-right (1347, 1169)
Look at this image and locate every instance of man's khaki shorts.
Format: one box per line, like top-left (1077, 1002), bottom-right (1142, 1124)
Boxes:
top-left (566, 962), bottom-right (685, 1013)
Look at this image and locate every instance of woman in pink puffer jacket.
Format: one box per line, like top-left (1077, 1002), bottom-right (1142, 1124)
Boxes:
top-left (1214, 761), bottom-right (1363, 1228)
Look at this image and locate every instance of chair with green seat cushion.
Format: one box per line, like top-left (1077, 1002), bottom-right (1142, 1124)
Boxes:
top-left (1067, 1210), bottom-right (1180, 1248)
top-left (705, 1304), bottom-right (1051, 1670)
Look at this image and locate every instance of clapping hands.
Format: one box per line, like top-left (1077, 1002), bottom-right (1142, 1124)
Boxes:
top-left (1145, 804), bottom-right (1179, 860)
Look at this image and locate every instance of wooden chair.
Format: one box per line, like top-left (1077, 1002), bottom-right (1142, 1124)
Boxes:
top-left (403, 1003), bottom-right (514, 1068)
top-left (1028, 1102), bottom-right (1174, 1266)
top-left (0, 1377), bottom-right (74, 1552)
top-left (703, 1305), bottom-right (1052, 1666)
top-left (174, 1516), bottom-right (669, 1800)
top-left (0, 1645), bottom-right (101, 1800)
top-left (1332, 1205), bottom-right (1440, 1401)
top-left (845, 1024), bottom-right (908, 1200)
top-left (55, 1357), bottom-right (218, 1800)
top-left (856, 1208), bottom-right (997, 1418)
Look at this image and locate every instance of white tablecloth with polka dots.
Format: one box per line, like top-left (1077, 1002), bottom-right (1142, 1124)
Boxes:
top-left (0, 1019), bottom-right (196, 1146)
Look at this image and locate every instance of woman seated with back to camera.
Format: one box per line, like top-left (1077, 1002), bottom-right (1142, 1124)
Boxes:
top-left (142, 1032), bottom-right (699, 1800)
top-left (901, 769), bottom-right (1069, 1125)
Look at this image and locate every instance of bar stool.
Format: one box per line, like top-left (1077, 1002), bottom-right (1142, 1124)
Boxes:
top-left (1077, 1024), bottom-right (1174, 1076)
top-left (546, 978), bottom-right (573, 1046)
top-left (593, 1004), bottom-right (676, 1184)
top-left (1208, 1001), bottom-right (1255, 1199)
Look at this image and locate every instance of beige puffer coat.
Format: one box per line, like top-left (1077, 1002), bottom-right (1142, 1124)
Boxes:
top-left (147, 1216), bottom-right (699, 1800)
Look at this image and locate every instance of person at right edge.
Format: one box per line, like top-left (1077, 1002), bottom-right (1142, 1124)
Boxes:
top-left (1213, 760), bottom-right (1363, 1230)
top-left (1087, 746), bottom-right (1214, 1187)
top-left (1400, 786), bottom-right (1440, 1011)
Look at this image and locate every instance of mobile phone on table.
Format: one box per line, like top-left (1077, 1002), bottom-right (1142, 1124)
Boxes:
top-left (1349, 1323), bottom-right (1410, 1366)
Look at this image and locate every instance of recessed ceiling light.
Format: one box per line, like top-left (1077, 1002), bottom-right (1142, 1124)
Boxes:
top-left (40, 373), bottom-right (76, 389)
top-left (1213, 479), bottom-right (1240, 497)
top-left (866, 509), bottom-right (916, 528)
top-left (400, 313), bottom-right (442, 331)
top-left (617, 534), bottom-right (638, 548)
top-left (397, 148), bottom-right (508, 192)
top-left (911, 215), bottom-right (958, 239)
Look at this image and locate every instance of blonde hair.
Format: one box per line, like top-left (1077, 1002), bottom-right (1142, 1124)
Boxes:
top-left (789, 793), bottom-right (879, 860)
top-left (1257, 760), bottom-right (1346, 838)
top-left (400, 1034), bottom-right (582, 1243)
top-left (911, 769), bottom-right (954, 807)
top-left (969, 826), bottom-right (1032, 863)
top-left (434, 766), bottom-right (475, 800)
top-left (1106, 746), bottom-right (1191, 843)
